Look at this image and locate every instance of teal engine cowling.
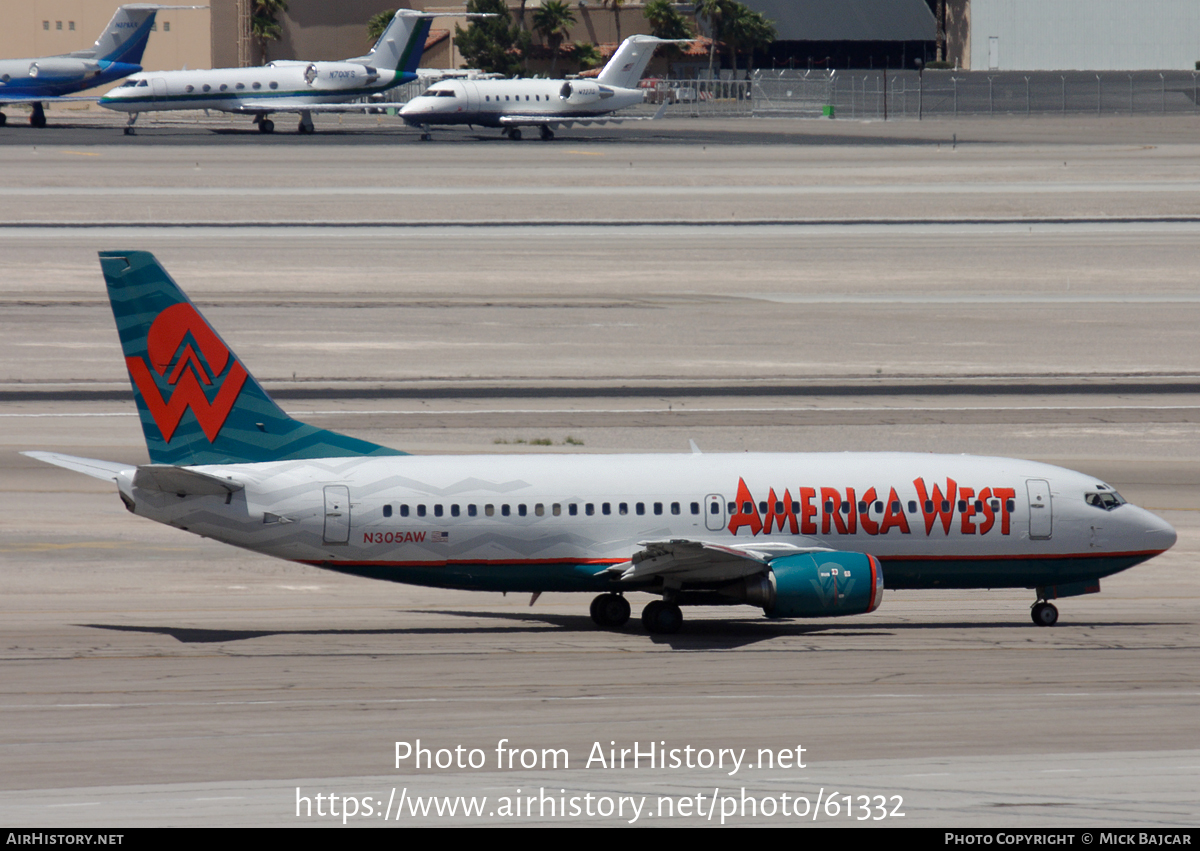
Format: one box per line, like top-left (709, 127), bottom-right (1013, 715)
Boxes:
top-left (745, 552), bottom-right (883, 618)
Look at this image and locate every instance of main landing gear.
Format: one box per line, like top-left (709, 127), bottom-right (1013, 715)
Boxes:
top-left (0, 111), bottom-right (8, 127)
top-left (1031, 600), bottom-right (1059, 627)
top-left (589, 593), bottom-right (630, 628)
top-left (539, 124), bottom-right (554, 141)
top-left (503, 127), bottom-right (521, 140)
top-left (297, 111), bottom-right (314, 134)
top-left (642, 599), bottom-right (683, 634)
top-left (30, 102), bottom-right (47, 128)
top-left (254, 114), bottom-right (275, 133)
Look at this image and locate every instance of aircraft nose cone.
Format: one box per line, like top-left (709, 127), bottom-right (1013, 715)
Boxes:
top-left (1136, 507), bottom-right (1176, 553)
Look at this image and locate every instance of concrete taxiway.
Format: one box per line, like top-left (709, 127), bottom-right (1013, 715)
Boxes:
top-left (0, 118), bottom-right (1197, 826)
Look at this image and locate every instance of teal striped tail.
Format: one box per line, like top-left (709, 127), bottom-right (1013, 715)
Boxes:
top-left (100, 251), bottom-right (406, 466)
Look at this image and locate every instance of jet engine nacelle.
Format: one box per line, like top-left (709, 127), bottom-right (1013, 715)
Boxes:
top-left (740, 552), bottom-right (884, 618)
top-left (558, 81), bottom-right (607, 105)
top-left (304, 62), bottom-right (378, 90)
top-left (16, 58), bottom-right (99, 81)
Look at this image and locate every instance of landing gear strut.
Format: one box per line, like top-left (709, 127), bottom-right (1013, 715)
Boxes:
top-left (589, 593), bottom-right (630, 628)
top-left (0, 111), bottom-right (7, 127)
top-left (642, 599), bottom-right (683, 634)
top-left (1031, 600), bottom-right (1059, 626)
top-left (123, 112), bottom-right (139, 136)
top-left (297, 111), bottom-right (314, 134)
top-left (254, 114), bottom-right (274, 134)
top-left (419, 123), bottom-right (432, 141)
top-left (539, 124), bottom-right (554, 141)
top-left (30, 102), bottom-right (47, 128)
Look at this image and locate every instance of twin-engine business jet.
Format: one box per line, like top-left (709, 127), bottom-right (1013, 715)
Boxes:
top-left (26, 253), bottom-right (1177, 633)
top-left (0, 5), bottom-right (184, 128)
top-left (400, 34), bottom-right (682, 140)
top-left (99, 10), bottom-right (438, 134)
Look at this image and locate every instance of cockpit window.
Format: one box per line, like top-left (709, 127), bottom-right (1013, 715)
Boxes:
top-left (422, 88), bottom-right (456, 98)
top-left (1085, 490), bottom-right (1126, 510)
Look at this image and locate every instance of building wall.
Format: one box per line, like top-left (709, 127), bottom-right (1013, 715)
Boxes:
top-left (0, 2), bottom-right (211, 79)
top-left (970, 0), bottom-right (1200, 70)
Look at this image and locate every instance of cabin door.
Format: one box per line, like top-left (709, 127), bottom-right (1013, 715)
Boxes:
top-left (323, 485), bottom-right (351, 544)
top-left (1026, 479), bottom-right (1052, 540)
top-left (705, 493), bottom-right (726, 531)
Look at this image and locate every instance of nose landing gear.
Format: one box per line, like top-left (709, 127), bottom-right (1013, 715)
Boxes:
top-left (1031, 600), bottom-right (1059, 626)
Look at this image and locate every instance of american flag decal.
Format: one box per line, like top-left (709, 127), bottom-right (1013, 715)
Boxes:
top-left (431, 531), bottom-right (449, 543)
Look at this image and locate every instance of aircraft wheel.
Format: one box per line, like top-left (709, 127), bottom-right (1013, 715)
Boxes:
top-left (642, 600), bottom-right (682, 634)
top-left (508, 127), bottom-right (521, 141)
top-left (0, 112), bottom-right (7, 127)
top-left (590, 593), bottom-right (630, 628)
top-left (420, 132), bottom-right (432, 141)
top-left (539, 125), bottom-right (554, 141)
top-left (1031, 601), bottom-right (1058, 627)
top-left (123, 127), bottom-right (135, 136)
top-left (297, 121), bottom-right (312, 134)
top-left (258, 119), bottom-right (274, 134)
top-left (30, 113), bottom-right (47, 128)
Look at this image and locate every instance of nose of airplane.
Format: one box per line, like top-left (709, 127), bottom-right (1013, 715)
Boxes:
top-left (1131, 505), bottom-right (1177, 553)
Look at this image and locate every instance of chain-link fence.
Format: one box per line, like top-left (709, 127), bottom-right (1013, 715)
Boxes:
top-left (365, 69), bottom-right (1200, 121)
top-left (750, 69), bottom-right (1200, 119)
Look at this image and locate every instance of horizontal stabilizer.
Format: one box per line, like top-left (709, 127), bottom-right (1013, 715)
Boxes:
top-left (133, 465), bottom-right (244, 496)
top-left (22, 451), bottom-right (134, 482)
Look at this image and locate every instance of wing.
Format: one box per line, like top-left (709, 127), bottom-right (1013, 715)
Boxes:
top-left (225, 102), bottom-right (398, 115)
top-left (0, 96), bottom-right (100, 104)
top-left (498, 102), bottom-right (669, 128)
top-left (597, 538), bottom-right (832, 584)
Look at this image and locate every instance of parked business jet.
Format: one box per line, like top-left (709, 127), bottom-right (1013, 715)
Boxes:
top-left (99, 9), bottom-right (439, 134)
top-left (400, 34), bottom-right (683, 140)
top-left (0, 5), bottom-right (185, 128)
top-left (25, 252), bottom-right (1176, 633)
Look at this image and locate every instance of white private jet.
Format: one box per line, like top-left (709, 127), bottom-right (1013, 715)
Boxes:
top-left (0, 5), bottom-right (194, 128)
top-left (25, 253), bottom-right (1177, 633)
top-left (99, 9), bottom-right (442, 134)
top-left (400, 34), bottom-right (683, 140)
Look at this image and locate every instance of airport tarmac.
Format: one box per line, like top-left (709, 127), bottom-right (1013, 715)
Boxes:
top-left (0, 118), bottom-right (1197, 827)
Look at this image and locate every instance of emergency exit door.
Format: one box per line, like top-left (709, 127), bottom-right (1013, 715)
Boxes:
top-left (324, 485), bottom-right (350, 544)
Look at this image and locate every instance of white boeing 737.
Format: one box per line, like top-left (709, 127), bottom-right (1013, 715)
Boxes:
top-left (99, 10), bottom-right (440, 134)
top-left (400, 34), bottom-right (682, 140)
top-left (25, 253), bottom-right (1177, 633)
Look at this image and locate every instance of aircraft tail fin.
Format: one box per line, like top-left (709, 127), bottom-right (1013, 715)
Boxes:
top-left (346, 10), bottom-right (435, 77)
top-left (99, 251), bottom-right (405, 466)
top-left (596, 35), bottom-right (681, 89)
top-left (80, 5), bottom-right (161, 65)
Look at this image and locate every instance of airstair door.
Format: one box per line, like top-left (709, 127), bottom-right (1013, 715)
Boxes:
top-left (323, 485), bottom-right (350, 544)
top-left (1026, 479), bottom-right (1052, 540)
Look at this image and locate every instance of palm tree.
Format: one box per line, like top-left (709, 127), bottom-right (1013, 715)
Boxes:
top-left (721, 3), bottom-right (774, 75)
top-left (645, 0), bottom-right (693, 41)
top-left (532, 0), bottom-right (576, 76)
top-left (251, 0), bottom-right (289, 64)
top-left (603, 0), bottom-right (624, 45)
top-left (694, 0), bottom-right (724, 83)
top-left (367, 9), bottom-right (396, 42)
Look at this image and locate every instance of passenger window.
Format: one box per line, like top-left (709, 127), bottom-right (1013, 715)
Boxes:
top-left (236, 82), bottom-right (245, 90)
top-left (602, 503), bottom-right (611, 515)
top-left (383, 505), bottom-right (392, 518)
top-left (269, 81), bottom-right (278, 89)
top-left (742, 502), bottom-right (753, 514)
top-left (957, 500), bottom-right (966, 512)
top-left (434, 504), bottom-right (443, 517)
top-left (451, 504), bottom-right (460, 517)
top-left (710, 503), bottom-right (719, 515)
top-left (535, 503), bottom-right (544, 516)
top-left (858, 501), bottom-right (867, 513)
top-left (518, 504), bottom-right (527, 517)
top-left (502, 505), bottom-right (511, 517)
top-left (671, 502), bottom-right (680, 515)
top-left (253, 82), bottom-right (261, 90)
top-left (202, 84), bottom-right (211, 92)
top-left (185, 85), bottom-right (194, 93)
top-left (1006, 499), bottom-right (1015, 512)
top-left (417, 504), bottom-right (426, 517)
top-left (758, 502), bottom-right (768, 514)
top-left (400, 504), bottom-right (409, 517)
top-left (219, 84), bottom-right (228, 91)
top-left (636, 502), bottom-right (645, 515)
top-left (941, 501), bottom-right (950, 512)
top-left (569, 503), bottom-right (578, 516)
top-left (552, 504), bottom-right (561, 516)
top-left (728, 502), bottom-right (736, 513)
top-left (485, 504), bottom-right (495, 516)
top-left (654, 502), bottom-right (663, 515)
top-left (586, 503), bottom-right (595, 516)
top-left (891, 501), bottom-right (901, 512)
top-left (619, 503), bottom-right (628, 515)
top-left (908, 501), bottom-right (918, 513)
top-left (468, 504), bottom-right (477, 517)
top-left (690, 502), bottom-right (699, 515)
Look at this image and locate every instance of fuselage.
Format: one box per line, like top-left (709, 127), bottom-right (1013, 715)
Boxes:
top-left (399, 78), bottom-right (645, 128)
top-left (117, 451), bottom-right (1176, 594)
top-left (0, 57), bottom-right (141, 100)
top-left (99, 62), bottom-right (411, 113)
